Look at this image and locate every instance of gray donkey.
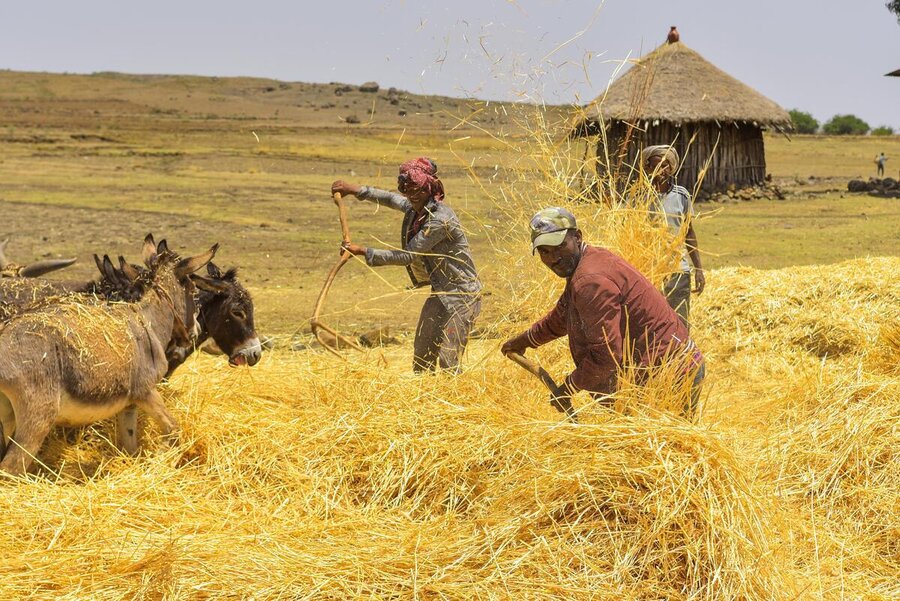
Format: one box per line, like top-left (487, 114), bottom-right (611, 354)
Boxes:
top-left (0, 240), bottom-right (217, 476)
top-left (137, 238), bottom-right (261, 375)
top-left (1, 237), bottom-right (259, 372)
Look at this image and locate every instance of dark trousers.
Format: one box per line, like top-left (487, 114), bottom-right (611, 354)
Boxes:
top-left (663, 271), bottom-right (691, 328)
top-left (413, 295), bottom-right (481, 373)
top-left (686, 361), bottom-right (706, 420)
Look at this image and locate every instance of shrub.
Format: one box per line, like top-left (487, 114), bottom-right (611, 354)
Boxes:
top-left (822, 114), bottom-right (870, 135)
top-left (789, 109), bottom-right (819, 134)
top-left (871, 125), bottom-right (895, 136)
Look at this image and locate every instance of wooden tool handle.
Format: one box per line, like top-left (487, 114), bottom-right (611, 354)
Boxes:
top-left (505, 352), bottom-right (558, 392)
top-left (505, 351), bottom-right (577, 421)
top-left (333, 192), bottom-right (351, 245)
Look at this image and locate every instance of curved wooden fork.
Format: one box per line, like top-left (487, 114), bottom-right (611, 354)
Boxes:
top-left (310, 192), bottom-right (364, 357)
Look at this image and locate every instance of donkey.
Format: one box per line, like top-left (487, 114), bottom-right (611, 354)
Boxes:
top-left (0, 242), bottom-right (216, 476)
top-left (0, 238), bottom-right (261, 373)
top-left (173, 262), bottom-right (260, 375)
top-left (130, 237), bottom-right (261, 375)
top-left (110, 238), bottom-right (261, 471)
top-left (0, 238), bottom-right (76, 278)
top-left (0, 254), bottom-right (146, 322)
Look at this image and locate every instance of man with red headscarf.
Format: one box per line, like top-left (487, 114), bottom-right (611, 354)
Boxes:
top-left (332, 158), bottom-right (482, 373)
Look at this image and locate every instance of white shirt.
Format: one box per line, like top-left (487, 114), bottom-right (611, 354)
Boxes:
top-left (654, 184), bottom-right (693, 272)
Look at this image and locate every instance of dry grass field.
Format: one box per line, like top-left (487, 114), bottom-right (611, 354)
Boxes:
top-left (0, 70), bottom-right (898, 599)
top-left (2, 70), bottom-right (898, 333)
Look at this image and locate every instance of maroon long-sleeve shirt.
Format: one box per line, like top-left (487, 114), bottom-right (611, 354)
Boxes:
top-left (526, 245), bottom-right (697, 394)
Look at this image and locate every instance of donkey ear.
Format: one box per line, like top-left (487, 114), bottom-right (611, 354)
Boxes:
top-left (207, 262), bottom-right (223, 279)
top-left (190, 274), bottom-right (230, 294)
top-left (119, 256), bottom-right (141, 281)
top-left (101, 255), bottom-right (119, 281)
top-left (19, 258), bottom-right (77, 277)
top-left (142, 234), bottom-right (157, 265)
top-left (175, 244), bottom-right (218, 278)
top-left (94, 254), bottom-right (105, 275)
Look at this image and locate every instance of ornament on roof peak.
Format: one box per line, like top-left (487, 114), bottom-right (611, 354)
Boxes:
top-left (667, 26), bottom-right (680, 44)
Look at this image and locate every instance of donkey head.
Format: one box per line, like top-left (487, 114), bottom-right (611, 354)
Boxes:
top-left (139, 234), bottom-right (217, 363)
top-left (190, 262), bottom-right (261, 368)
top-left (92, 254), bottom-right (150, 301)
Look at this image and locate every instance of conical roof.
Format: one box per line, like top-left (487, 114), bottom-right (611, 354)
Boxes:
top-left (582, 40), bottom-right (791, 128)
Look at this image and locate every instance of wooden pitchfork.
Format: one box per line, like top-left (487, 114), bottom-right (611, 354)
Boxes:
top-left (310, 192), bottom-right (364, 358)
top-left (505, 352), bottom-right (578, 422)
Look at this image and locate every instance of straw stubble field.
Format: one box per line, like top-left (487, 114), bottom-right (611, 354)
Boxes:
top-left (0, 71), bottom-right (898, 599)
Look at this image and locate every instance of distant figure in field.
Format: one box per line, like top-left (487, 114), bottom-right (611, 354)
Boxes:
top-left (332, 158), bottom-right (482, 373)
top-left (875, 153), bottom-right (888, 177)
top-left (641, 145), bottom-right (705, 328)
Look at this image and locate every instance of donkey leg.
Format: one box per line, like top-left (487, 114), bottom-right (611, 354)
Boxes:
top-left (116, 404), bottom-right (140, 455)
top-left (134, 390), bottom-right (180, 447)
top-left (0, 390), bottom-right (14, 461)
top-left (0, 393), bottom-right (56, 477)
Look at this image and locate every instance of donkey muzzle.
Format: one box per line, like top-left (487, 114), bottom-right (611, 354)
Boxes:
top-left (229, 337), bottom-right (262, 367)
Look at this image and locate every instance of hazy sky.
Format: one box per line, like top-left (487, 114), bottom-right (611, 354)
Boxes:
top-left (3, 1), bottom-right (899, 128)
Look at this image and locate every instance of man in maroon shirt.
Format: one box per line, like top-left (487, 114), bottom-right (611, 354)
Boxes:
top-left (501, 207), bottom-right (705, 418)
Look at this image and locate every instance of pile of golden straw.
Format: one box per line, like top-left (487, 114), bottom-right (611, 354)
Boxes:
top-left (1, 112), bottom-right (897, 600)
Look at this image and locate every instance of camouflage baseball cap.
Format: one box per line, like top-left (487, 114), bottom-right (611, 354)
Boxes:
top-left (530, 207), bottom-right (577, 253)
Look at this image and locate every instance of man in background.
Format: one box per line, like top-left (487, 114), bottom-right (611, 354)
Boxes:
top-left (641, 145), bottom-right (705, 328)
top-left (875, 152), bottom-right (888, 177)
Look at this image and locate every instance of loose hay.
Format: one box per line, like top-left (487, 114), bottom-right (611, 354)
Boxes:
top-left (4, 253), bottom-right (897, 599)
top-left (1, 346), bottom-right (795, 599)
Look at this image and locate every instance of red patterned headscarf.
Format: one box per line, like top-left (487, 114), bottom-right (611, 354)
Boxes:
top-left (398, 157), bottom-right (444, 202)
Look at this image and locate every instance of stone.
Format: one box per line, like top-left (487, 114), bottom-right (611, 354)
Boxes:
top-left (847, 179), bottom-right (868, 193)
top-left (358, 326), bottom-right (400, 347)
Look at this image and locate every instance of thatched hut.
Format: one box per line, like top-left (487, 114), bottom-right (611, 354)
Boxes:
top-left (573, 32), bottom-right (791, 194)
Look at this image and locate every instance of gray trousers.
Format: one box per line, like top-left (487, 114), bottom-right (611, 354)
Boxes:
top-left (413, 295), bottom-right (481, 373)
top-left (663, 271), bottom-right (691, 327)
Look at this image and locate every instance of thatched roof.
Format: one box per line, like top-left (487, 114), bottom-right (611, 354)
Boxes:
top-left (580, 40), bottom-right (791, 129)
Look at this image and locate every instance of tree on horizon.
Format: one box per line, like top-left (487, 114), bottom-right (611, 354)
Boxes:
top-left (888, 0), bottom-right (900, 23)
